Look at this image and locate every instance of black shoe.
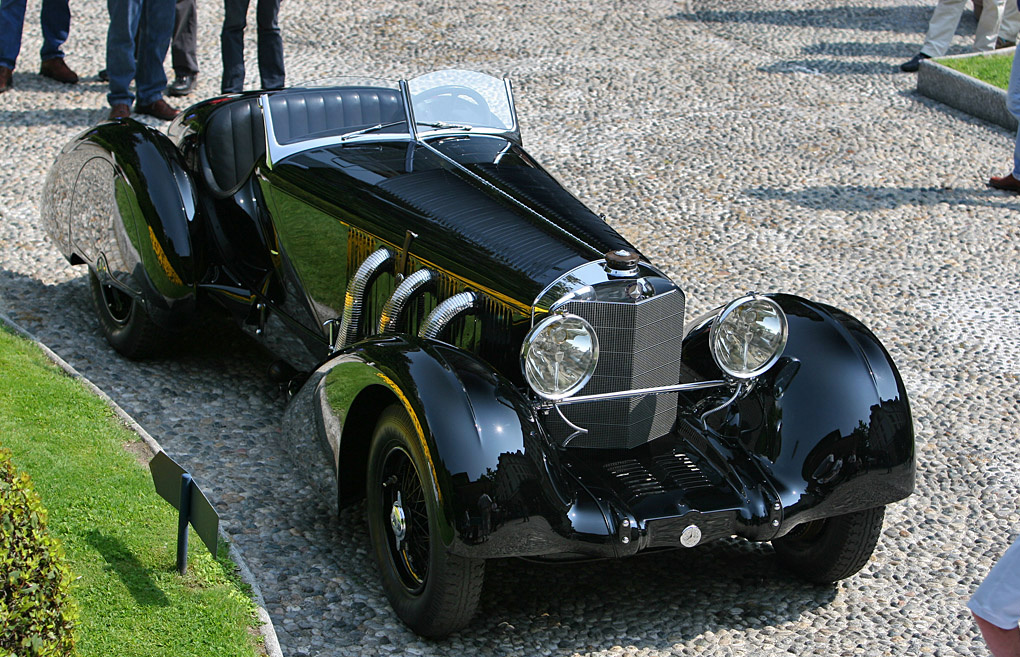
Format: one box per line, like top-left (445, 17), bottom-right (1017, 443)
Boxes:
top-left (98, 68), bottom-right (108, 82)
top-left (996, 37), bottom-right (1016, 49)
top-left (168, 73), bottom-right (196, 97)
top-left (900, 53), bottom-right (930, 72)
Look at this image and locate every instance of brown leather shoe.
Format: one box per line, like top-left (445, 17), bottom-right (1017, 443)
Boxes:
top-left (135, 98), bottom-right (179, 120)
top-left (39, 57), bottom-right (78, 84)
top-left (0, 66), bottom-right (11, 93)
top-left (988, 172), bottom-right (1020, 192)
top-left (108, 104), bottom-right (131, 120)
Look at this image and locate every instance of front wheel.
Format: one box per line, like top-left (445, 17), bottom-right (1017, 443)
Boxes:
top-left (772, 506), bottom-right (885, 583)
top-left (366, 405), bottom-right (484, 637)
top-left (88, 271), bottom-right (167, 358)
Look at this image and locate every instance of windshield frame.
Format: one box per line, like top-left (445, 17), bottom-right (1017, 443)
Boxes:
top-left (261, 70), bottom-right (520, 168)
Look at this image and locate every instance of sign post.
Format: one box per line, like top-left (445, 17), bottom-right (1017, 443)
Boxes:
top-left (149, 451), bottom-right (219, 575)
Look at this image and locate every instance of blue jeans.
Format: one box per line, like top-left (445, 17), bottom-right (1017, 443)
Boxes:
top-left (0, 0), bottom-right (70, 70)
top-left (1008, 53), bottom-right (1020, 176)
top-left (220, 0), bottom-right (284, 93)
top-left (106, 0), bottom-right (174, 107)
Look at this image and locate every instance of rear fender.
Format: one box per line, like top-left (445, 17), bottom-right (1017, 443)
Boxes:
top-left (41, 120), bottom-right (200, 328)
top-left (284, 335), bottom-right (619, 558)
top-left (680, 294), bottom-right (915, 536)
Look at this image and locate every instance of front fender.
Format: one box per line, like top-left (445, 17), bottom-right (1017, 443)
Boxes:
top-left (284, 336), bottom-right (617, 558)
top-left (680, 294), bottom-right (915, 535)
top-left (41, 119), bottom-right (200, 328)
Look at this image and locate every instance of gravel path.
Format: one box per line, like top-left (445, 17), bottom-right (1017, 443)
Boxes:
top-left (2, 0), bottom-right (1019, 655)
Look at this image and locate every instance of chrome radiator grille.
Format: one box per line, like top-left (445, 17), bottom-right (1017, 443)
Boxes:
top-left (551, 288), bottom-right (686, 449)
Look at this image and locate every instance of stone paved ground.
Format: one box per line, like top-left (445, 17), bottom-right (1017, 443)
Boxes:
top-left (2, 0), bottom-right (1020, 655)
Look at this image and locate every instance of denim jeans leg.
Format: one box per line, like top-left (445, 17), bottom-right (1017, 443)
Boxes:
top-left (106, 0), bottom-right (140, 106)
top-left (0, 0), bottom-right (28, 69)
top-left (135, 0), bottom-right (173, 104)
top-left (221, 0), bottom-right (248, 93)
top-left (1008, 53), bottom-right (1020, 176)
top-left (39, 0), bottom-right (70, 62)
top-left (255, 0), bottom-right (283, 90)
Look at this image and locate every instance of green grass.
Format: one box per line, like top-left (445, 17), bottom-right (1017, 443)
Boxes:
top-left (940, 52), bottom-right (1013, 90)
top-left (0, 326), bottom-right (262, 657)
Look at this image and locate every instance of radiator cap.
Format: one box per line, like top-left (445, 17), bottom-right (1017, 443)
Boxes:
top-left (604, 249), bottom-right (640, 276)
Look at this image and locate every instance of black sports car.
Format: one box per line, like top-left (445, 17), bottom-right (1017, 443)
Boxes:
top-left (41, 69), bottom-right (915, 637)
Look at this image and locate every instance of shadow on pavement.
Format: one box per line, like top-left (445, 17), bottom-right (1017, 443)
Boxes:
top-left (669, 5), bottom-right (932, 34)
top-left (746, 184), bottom-right (1020, 211)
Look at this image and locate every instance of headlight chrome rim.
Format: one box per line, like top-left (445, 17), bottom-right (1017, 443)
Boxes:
top-left (709, 294), bottom-right (788, 379)
top-left (521, 313), bottom-right (599, 400)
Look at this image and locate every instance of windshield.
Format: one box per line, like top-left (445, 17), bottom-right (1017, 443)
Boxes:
top-left (261, 70), bottom-right (518, 167)
top-left (406, 69), bottom-right (516, 134)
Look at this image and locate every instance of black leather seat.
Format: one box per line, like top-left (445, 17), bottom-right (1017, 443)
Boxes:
top-left (201, 87), bottom-right (403, 198)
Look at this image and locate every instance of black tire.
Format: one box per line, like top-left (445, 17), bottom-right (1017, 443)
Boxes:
top-left (366, 405), bottom-right (484, 637)
top-left (88, 271), bottom-right (166, 359)
top-left (772, 506), bottom-right (885, 583)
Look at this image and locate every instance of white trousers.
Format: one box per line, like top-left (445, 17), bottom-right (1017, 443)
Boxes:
top-left (920, 0), bottom-right (1006, 56)
top-left (1000, 0), bottom-right (1019, 42)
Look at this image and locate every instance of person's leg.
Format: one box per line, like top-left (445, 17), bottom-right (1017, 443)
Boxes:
top-left (220, 0), bottom-right (248, 93)
top-left (1006, 55), bottom-right (1020, 177)
top-left (106, 0), bottom-right (140, 107)
top-left (973, 615), bottom-right (1020, 657)
top-left (38, 0), bottom-right (69, 61)
top-left (975, 0), bottom-right (1005, 50)
top-left (254, 0), bottom-right (283, 90)
top-left (999, 0), bottom-right (1019, 42)
top-left (0, 0), bottom-right (29, 70)
top-left (171, 0), bottom-right (197, 75)
top-left (135, 0), bottom-right (174, 105)
top-left (922, 0), bottom-right (969, 56)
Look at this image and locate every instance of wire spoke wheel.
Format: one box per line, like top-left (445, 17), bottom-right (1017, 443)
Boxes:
top-left (365, 404), bottom-right (485, 637)
top-left (380, 447), bottom-right (430, 592)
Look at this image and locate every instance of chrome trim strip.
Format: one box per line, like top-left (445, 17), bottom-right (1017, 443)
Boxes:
top-left (538, 379), bottom-right (729, 408)
top-left (336, 247), bottom-right (393, 350)
top-left (379, 268), bottom-right (434, 334)
top-left (419, 291), bottom-right (477, 340)
top-left (529, 260), bottom-right (679, 328)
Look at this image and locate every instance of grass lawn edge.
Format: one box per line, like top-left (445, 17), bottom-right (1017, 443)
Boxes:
top-left (0, 309), bottom-right (284, 657)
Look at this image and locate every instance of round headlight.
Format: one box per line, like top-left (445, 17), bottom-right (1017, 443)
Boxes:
top-left (521, 313), bottom-right (599, 400)
top-left (710, 295), bottom-right (788, 379)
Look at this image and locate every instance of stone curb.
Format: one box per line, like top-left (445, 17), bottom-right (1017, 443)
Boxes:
top-left (917, 47), bottom-right (1018, 131)
top-left (0, 310), bottom-right (284, 657)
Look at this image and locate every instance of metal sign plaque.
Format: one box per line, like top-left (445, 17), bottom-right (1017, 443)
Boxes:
top-left (149, 450), bottom-right (220, 562)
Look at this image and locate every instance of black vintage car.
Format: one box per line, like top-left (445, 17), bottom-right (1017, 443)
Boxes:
top-left (41, 69), bottom-right (914, 637)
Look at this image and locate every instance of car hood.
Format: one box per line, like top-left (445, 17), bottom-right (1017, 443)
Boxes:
top-left (264, 136), bottom-right (638, 309)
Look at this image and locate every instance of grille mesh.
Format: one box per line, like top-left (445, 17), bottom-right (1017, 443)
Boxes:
top-left (553, 289), bottom-right (685, 449)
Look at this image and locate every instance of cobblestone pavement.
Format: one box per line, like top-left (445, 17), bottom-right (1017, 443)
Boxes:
top-left (2, 0), bottom-right (1020, 655)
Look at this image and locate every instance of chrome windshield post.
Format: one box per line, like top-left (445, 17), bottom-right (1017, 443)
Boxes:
top-left (399, 79), bottom-right (418, 142)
